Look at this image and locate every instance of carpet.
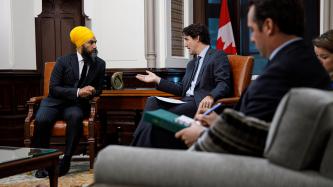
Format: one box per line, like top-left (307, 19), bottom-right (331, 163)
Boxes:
top-left (0, 161), bottom-right (93, 187)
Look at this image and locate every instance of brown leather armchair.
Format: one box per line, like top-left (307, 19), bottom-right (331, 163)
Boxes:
top-left (216, 55), bottom-right (254, 106)
top-left (24, 62), bottom-right (100, 169)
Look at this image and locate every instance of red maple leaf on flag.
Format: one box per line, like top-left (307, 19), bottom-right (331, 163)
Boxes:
top-left (216, 0), bottom-right (237, 55)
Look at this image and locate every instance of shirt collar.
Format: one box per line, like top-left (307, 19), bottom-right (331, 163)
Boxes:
top-left (77, 51), bottom-right (83, 62)
top-left (329, 72), bottom-right (333, 80)
top-left (198, 45), bottom-right (210, 60)
top-left (269, 37), bottom-right (302, 60)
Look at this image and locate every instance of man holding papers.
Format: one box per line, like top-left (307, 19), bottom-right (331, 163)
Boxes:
top-left (131, 23), bottom-right (232, 149)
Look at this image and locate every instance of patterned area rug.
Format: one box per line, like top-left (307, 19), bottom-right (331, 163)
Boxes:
top-left (0, 161), bottom-right (93, 187)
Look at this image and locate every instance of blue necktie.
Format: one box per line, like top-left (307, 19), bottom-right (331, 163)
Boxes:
top-left (190, 56), bottom-right (201, 81)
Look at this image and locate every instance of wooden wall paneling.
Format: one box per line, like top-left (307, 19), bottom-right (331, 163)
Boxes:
top-left (0, 72), bottom-right (41, 146)
top-left (104, 111), bottom-right (137, 145)
top-left (0, 115), bottom-right (26, 146)
top-left (0, 67), bottom-right (184, 147)
top-left (0, 79), bottom-right (13, 115)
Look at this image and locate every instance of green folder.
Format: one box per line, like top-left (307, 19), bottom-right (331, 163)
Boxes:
top-left (143, 109), bottom-right (188, 133)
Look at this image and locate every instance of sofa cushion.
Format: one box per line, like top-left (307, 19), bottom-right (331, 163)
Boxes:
top-left (265, 88), bottom-right (333, 171)
top-left (190, 108), bottom-right (269, 157)
top-left (319, 107), bottom-right (333, 179)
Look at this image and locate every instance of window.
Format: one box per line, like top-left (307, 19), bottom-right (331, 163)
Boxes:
top-left (171, 0), bottom-right (184, 56)
top-left (155, 0), bottom-right (192, 67)
top-left (206, 0), bottom-right (220, 49)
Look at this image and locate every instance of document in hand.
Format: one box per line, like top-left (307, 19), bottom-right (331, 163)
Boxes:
top-left (143, 109), bottom-right (194, 133)
top-left (155, 96), bottom-right (186, 104)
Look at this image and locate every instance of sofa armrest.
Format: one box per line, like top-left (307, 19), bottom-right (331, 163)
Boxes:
top-left (94, 146), bottom-right (333, 187)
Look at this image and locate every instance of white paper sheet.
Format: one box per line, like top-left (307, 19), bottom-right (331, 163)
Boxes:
top-left (175, 115), bottom-right (194, 126)
top-left (155, 96), bottom-right (186, 104)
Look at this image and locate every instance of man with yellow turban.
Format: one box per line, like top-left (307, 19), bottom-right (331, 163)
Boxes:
top-left (34, 26), bottom-right (106, 178)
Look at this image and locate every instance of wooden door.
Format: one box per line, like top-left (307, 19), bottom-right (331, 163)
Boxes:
top-left (35, 0), bottom-right (84, 73)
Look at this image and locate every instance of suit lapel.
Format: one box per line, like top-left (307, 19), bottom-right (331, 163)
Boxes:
top-left (195, 48), bottom-right (213, 86)
top-left (70, 54), bottom-right (80, 85)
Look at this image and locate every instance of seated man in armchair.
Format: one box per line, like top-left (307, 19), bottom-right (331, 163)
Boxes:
top-left (33, 26), bottom-right (106, 178)
top-left (131, 24), bottom-right (232, 149)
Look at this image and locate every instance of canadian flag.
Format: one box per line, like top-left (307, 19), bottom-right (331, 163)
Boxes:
top-left (216, 0), bottom-right (237, 54)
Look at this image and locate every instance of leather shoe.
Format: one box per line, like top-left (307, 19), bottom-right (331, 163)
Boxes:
top-left (59, 156), bottom-right (71, 176)
top-left (35, 169), bottom-right (48, 178)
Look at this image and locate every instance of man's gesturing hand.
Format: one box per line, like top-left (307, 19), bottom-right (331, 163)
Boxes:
top-left (136, 70), bottom-right (161, 84)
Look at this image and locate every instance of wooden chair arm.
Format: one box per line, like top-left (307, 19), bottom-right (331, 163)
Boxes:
top-left (27, 96), bottom-right (45, 105)
top-left (25, 96), bottom-right (45, 123)
top-left (216, 97), bottom-right (240, 106)
top-left (24, 96), bottom-right (46, 140)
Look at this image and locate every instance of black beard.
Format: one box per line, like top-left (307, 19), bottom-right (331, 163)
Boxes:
top-left (82, 47), bottom-right (98, 63)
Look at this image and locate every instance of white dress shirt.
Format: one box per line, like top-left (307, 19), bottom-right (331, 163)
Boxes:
top-left (186, 46), bottom-right (210, 96)
top-left (76, 52), bottom-right (90, 97)
top-left (77, 52), bottom-right (90, 79)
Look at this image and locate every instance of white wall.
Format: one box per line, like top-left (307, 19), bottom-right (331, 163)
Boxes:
top-left (0, 0), bottom-right (12, 69)
top-left (0, 0), bottom-right (194, 69)
top-left (0, 0), bottom-right (39, 70)
top-left (320, 0), bottom-right (333, 34)
top-left (84, 0), bottom-right (146, 69)
top-left (85, 0), bottom-right (193, 69)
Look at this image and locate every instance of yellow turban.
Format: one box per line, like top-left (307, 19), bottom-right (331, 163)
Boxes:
top-left (70, 26), bottom-right (94, 48)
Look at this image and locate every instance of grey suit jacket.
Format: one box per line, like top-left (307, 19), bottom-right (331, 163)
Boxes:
top-left (41, 53), bottom-right (106, 107)
top-left (157, 48), bottom-right (232, 106)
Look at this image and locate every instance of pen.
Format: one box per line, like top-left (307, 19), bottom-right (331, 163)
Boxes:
top-left (203, 103), bottom-right (222, 116)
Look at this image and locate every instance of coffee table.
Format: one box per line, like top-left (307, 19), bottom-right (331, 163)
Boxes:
top-left (0, 146), bottom-right (62, 187)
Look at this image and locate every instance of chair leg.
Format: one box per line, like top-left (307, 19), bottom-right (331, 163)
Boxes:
top-left (24, 122), bottom-right (32, 148)
top-left (88, 138), bottom-right (95, 169)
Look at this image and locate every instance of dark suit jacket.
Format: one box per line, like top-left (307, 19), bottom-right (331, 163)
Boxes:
top-left (237, 39), bottom-right (330, 122)
top-left (157, 48), bottom-right (232, 106)
top-left (41, 53), bottom-right (106, 107)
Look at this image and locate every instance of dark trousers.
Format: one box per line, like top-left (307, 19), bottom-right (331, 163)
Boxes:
top-left (131, 96), bottom-right (197, 149)
top-left (33, 102), bottom-right (89, 157)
